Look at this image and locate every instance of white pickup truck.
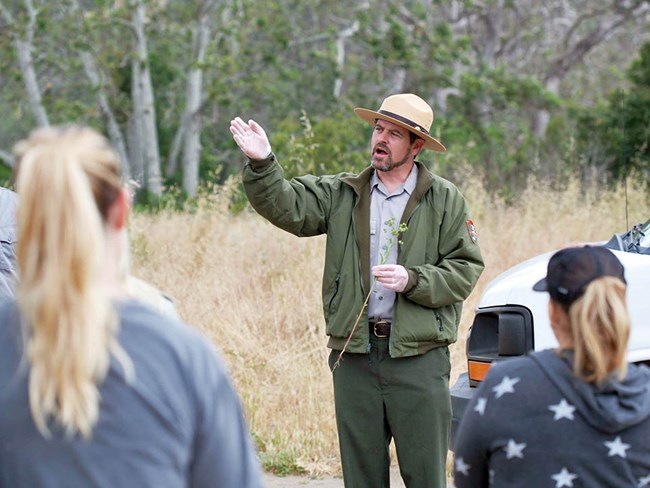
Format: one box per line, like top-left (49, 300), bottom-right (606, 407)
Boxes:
top-left (449, 218), bottom-right (650, 448)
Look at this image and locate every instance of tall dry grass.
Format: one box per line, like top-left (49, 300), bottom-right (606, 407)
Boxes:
top-left (128, 175), bottom-right (647, 477)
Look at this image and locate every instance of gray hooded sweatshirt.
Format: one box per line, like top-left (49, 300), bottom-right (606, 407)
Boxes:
top-left (0, 187), bottom-right (18, 302)
top-left (454, 349), bottom-right (650, 487)
top-left (0, 299), bottom-right (264, 488)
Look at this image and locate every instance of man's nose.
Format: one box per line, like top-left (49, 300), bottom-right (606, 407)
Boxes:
top-left (375, 132), bottom-right (388, 145)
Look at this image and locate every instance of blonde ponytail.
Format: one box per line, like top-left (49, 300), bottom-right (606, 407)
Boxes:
top-left (567, 276), bottom-right (630, 384)
top-left (14, 126), bottom-right (130, 439)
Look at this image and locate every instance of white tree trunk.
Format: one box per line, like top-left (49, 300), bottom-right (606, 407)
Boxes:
top-left (80, 51), bottom-right (131, 181)
top-left (132, 0), bottom-right (162, 196)
top-left (129, 57), bottom-right (145, 188)
top-left (165, 110), bottom-right (189, 178)
top-left (181, 2), bottom-right (216, 198)
top-left (333, 21), bottom-right (359, 99)
top-left (15, 40), bottom-right (49, 127)
top-left (2, 0), bottom-right (50, 127)
top-left (532, 76), bottom-right (560, 138)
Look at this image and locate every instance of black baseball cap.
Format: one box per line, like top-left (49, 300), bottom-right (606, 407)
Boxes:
top-left (533, 246), bottom-right (626, 306)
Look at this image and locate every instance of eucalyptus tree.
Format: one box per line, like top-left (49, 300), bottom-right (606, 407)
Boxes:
top-left (371, 0), bottom-right (650, 188)
top-left (0, 0), bottom-right (49, 129)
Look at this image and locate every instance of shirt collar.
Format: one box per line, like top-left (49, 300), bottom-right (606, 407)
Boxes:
top-left (370, 164), bottom-right (419, 196)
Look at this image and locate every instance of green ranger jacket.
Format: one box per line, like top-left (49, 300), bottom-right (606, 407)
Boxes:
top-left (243, 155), bottom-right (484, 358)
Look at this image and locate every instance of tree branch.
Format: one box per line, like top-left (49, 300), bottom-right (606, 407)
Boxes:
top-left (24, 0), bottom-right (36, 41)
top-left (561, 6), bottom-right (610, 52)
top-left (80, 50), bottom-right (131, 180)
top-left (0, 2), bottom-right (13, 25)
top-left (547, 1), bottom-right (648, 83)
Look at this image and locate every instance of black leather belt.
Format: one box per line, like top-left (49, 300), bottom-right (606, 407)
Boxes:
top-left (369, 319), bottom-right (391, 338)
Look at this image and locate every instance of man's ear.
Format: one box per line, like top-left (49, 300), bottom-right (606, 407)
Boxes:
top-left (412, 138), bottom-right (425, 157)
top-left (107, 187), bottom-right (130, 231)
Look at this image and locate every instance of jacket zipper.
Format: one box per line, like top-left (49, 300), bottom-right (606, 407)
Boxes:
top-left (328, 274), bottom-right (340, 313)
top-left (435, 311), bottom-right (443, 332)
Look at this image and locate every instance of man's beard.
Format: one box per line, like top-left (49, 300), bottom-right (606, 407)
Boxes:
top-left (370, 143), bottom-right (412, 172)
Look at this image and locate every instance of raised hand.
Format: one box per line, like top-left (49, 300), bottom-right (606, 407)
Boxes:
top-left (229, 117), bottom-right (272, 160)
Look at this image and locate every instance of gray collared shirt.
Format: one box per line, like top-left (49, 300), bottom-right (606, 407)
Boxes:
top-left (367, 164), bottom-right (418, 322)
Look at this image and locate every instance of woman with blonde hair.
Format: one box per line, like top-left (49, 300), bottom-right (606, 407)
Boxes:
top-left (0, 125), bottom-right (263, 487)
top-left (454, 246), bottom-right (650, 487)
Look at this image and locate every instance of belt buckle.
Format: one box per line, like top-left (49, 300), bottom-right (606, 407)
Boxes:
top-left (373, 320), bottom-right (390, 338)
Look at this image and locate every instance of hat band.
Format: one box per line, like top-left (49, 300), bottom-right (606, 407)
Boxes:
top-left (378, 110), bottom-right (430, 135)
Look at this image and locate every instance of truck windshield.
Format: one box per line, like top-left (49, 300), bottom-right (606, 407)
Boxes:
top-left (605, 218), bottom-right (650, 255)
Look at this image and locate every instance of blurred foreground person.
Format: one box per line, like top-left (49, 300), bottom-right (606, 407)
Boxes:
top-left (454, 246), bottom-right (650, 487)
top-left (0, 126), bottom-right (263, 488)
top-left (0, 186), bottom-right (18, 301)
top-left (2, 178), bottom-right (178, 318)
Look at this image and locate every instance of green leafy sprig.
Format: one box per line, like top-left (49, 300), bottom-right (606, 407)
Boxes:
top-left (332, 217), bottom-right (407, 371)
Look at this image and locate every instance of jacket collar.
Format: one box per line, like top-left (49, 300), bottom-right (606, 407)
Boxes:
top-left (341, 161), bottom-right (434, 197)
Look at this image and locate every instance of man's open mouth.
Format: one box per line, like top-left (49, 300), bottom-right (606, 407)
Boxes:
top-left (373, 145), bottom-right (389, 157)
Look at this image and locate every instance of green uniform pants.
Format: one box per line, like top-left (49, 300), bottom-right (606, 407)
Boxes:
top-left (329, 335), bottom-right (451, 488)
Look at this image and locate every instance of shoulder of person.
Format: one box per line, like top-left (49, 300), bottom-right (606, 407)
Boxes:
top-left (0, 187), bottom-right (18, 227)
top-left (427, 171), bottom-right (462, 195)
top-left (124, 276), bottom-right (180, 321)
top-left (483, 353), bottom-right (546, 384)
top-left (116, 298), bottom-right (225, 374)
top-left (412, 163), bottom-right (464, 200)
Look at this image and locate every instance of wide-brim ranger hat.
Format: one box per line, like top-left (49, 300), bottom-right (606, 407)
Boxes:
top-left (354, 93), bottom-right (446, 152)
top-left (533, 245), bottom-right (627, 307)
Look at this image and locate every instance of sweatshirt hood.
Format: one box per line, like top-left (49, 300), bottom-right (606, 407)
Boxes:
top-left (0, 188), bottom-right (18, 233)
top-left (533, 350), bottom-right (650, 434)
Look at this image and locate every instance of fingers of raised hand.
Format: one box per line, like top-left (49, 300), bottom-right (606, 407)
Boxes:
top-left (248, 119), bottom-right (265, 135)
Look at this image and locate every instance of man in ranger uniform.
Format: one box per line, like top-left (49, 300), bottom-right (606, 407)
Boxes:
top-left (230, 93), bottom-right (484, 488)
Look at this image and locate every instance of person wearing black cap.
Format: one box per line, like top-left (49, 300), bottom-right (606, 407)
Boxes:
top-left (454, 246), bottom-right (650, 487)
top-left (230, 94), bottom-right (484, 487)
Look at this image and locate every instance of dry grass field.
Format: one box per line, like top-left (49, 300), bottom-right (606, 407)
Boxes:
top-left (128, 175), bottom-right (647, 478)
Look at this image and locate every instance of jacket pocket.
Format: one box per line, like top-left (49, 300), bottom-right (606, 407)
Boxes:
top-left (0, 231), bottom-right (16, 273)
top-left (0, 232), bottom-right (18, 298)
top-left (324, 273), bottom-right (341, 319)
top-left (430, 303), bottom-right (462, 344)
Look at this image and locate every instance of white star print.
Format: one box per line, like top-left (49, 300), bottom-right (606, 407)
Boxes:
top-left (455, 457), bottom-right (470, 476)
top-left (474, 397), bottom-right (487, 416)
top-left (504, 439), bottom-right (526, 459)
top-left (604, 436), bottom-right (631, 458)
top-left (639, 473), bottom-right (650, 486)
top-left (492, 376), bottom-right (520, 398)
top-left (548, 398), bottom-right (576, 421)
top-left (552, 467), bottom-right (578, 487)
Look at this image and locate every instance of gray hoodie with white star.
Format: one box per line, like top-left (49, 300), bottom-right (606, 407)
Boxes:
top-left (454, 350), bottom-right (650, 487)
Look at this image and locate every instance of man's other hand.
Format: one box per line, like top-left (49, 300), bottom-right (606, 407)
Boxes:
top-left (373, 264), bottom-right (409, 293)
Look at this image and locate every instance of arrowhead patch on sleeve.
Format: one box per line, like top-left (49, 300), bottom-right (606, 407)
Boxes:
top-left (466, 220), bottom-right (478, 244)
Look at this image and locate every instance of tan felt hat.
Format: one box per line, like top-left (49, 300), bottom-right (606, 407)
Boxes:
top-left (354, 93), bottom-right (446, 152)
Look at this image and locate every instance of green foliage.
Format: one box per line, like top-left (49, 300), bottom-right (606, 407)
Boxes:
top-left (1, 0), bottom-right (648, 203)
top-left (574, 42), bottom-right (650, 185)
top-left (0, 166), bottom-right (12, 187)
top-left (272, 108), bottom-right (370, 179)
top-left (252, 431), bottom-right (307, 476)
top-left (629, 43), bottom-right (650, 87)
top-left (260, 450), bottom-right (306, 477)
